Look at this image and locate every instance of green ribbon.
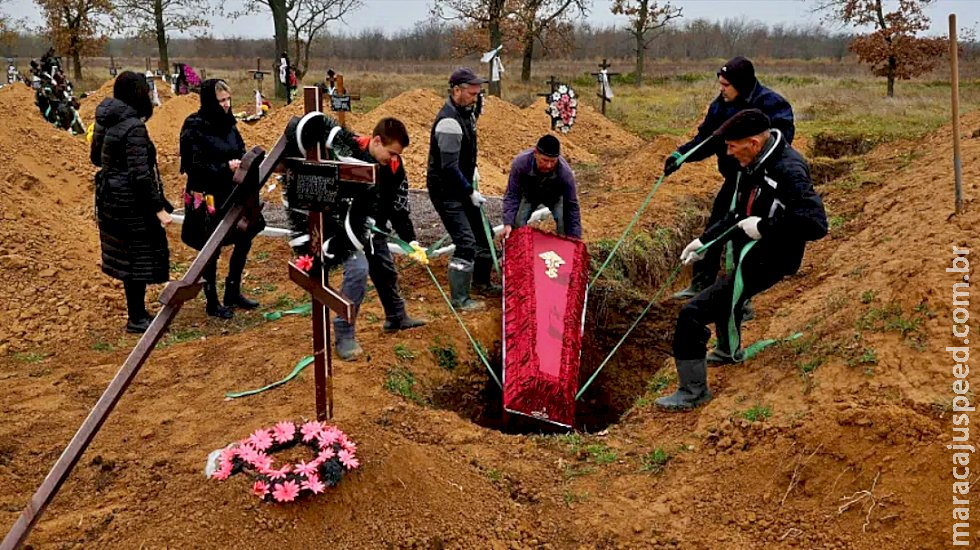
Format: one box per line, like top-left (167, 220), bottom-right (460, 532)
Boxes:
top-left (224, 355), bottom-right (314, 399)
top-left (262, 302), bottom-right (313, 321)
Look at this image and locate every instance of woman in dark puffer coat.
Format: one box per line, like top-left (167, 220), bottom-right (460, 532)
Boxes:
top-left (179, 79), bottom-right (264, 318)
top-left (90, 71), bottom-right (173, 333)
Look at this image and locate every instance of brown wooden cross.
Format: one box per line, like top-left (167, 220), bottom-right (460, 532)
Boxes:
top-left (536, 75), bottom-right (562, 130)
top-left (324, 72), bottom-right (360, 127)
top-left (247, 57), bottom-right (270, 101)
top-left (589, 59), bottom-right (619, 116)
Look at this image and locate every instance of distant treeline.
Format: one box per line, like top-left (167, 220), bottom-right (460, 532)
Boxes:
top-left (4, 17), bottom-right (978, 62)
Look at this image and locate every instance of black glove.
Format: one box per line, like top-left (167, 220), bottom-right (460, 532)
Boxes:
top-left (663, 151), bottom-right (682, 176)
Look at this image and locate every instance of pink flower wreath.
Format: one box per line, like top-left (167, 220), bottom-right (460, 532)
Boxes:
top-left (211, 420), bottom-right (359, 502)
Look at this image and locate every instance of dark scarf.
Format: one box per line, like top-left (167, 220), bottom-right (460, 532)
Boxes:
top-left (198, 79), bottom-right (236, 130)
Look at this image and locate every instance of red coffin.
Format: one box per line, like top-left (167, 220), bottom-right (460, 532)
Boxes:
top-left (502, 226), bottom-right (589, 428)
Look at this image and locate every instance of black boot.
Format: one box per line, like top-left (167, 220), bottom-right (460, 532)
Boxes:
top-left (224, 279), bottom-right (259, 309)
top-left (448, 260), bottom-right (485, 312)
top-left (383, 313), bottom-right (427, 333)
top-left (655, 358), bottom-right (712, 411)
top-left (123, 280), bottom-right (152, 333)
top-left (204, 282), bottom-right (233, 319)
top-left (473, 257), bottom-right (502, 297)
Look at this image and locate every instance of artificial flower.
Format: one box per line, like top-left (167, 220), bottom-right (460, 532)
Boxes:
top-left (317, 447), bottom-right (336, 462)
top-left (300, 421), bottom-right (323, 442)
top-left (303, 474), bottom-right (326, 495)
top-left (338, 449), bottom-right (359, 470)
top-left (318, 427), bottom-right (340, 446)
top-left (247, 428), bottom-right (273, 451)
top-left (212, 462), bottom-right (233, 480)
top-left (267, 464), bottom-right (292, 480)
top-left (294, 459), bottom-right (318, 476)
top-left (252, 480), bottom-right (270, 497)
top-left (273, 421), bottom-right (296, 444)
top-left (339, 434), bottom-right (357, 453)
top-left (295, 255), bottom-right (314, 272)
top-left (272, 480), bottom-right (301, 503)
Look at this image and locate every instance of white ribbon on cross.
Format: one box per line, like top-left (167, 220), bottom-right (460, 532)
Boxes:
top-left (481, 46), bottom-right (504, 83)
top-left (599, 69), bottom-right (614, 101)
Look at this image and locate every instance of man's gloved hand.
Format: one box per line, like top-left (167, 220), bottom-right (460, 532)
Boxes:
top-left (737, 216), bottom-right (763, 240)
top-left (407, 240), bottom-right (429, 265)
top-left (663, 151), bottom-right (682, 176)
top-left (470, 190), bottom-right (486, 208)
top-left (680, 238), bottom-right (705, 265)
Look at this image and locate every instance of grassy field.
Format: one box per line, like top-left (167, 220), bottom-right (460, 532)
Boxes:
top-left (69, 57), bottom-right (980, 146)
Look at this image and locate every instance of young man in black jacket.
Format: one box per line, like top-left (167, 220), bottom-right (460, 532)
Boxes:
top-left (665, 57), bottom-right (796, 310)
top-left (656, 109), bottom-right (827, 411)
top-left (426, 67), bottom-right (498, 312)
top-left (334, 117), bottom-right (426, 360)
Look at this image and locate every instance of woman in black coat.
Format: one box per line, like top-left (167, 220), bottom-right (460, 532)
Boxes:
top-left (90, 71), bottom-right (173, 333)
top-left (179, 79), bottom-right (264, 318)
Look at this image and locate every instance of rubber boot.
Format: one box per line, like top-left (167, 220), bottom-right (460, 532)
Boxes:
top-left (383, 312), bottom-right (427, 333)
top-left (655, 358), bottom-right (712, 411)
top-left (706, 347), bottom-right (744, 365)
top-left (204, 282), bottom-right (233, 319)
top-left (334, 318), bottom-right (363, 361)
top-left (124, 280), bottom-right (152, 333)
top-left (224, 279), bottom-right (259, 310)
top-left (126, 317), bottom-right (152, 334)
top-left (448, 262), bottom-right (485, 312)
top-left (472, 257), bottom-right (502, 297)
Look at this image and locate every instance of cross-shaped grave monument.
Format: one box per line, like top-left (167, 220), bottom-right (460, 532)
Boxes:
top-left (589, 58), bottom-right (619, 116)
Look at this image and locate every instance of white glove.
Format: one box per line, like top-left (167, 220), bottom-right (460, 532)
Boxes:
top-left (470, 190), bottom-right (486, 208)
top-left (680, 238), bottom-right (705, 265)
top-left (737, 216), bottom-right (763, 240)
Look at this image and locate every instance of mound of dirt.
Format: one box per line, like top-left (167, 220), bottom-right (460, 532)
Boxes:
top-left (78, 78), bottom-right (117, 124)
top-left (526, 97), bottom-right (645, 158)
top-left (146, 94), bottom-right (202, 191)
top-left (0, 84), bottom-right (115, 354)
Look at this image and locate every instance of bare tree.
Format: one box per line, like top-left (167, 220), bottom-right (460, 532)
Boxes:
top-left (432, 0), bottom-right (512, 95)
top-left (610, 0), bottom-right (680, 85)
top-left (513, 0), bottom-right (589, 82)
top-left (813, 0), bottom-right (946, 97)
top-left (286, 0), bottom-right (361, 80)
top-left (113, 0), bottom-right (213, 72)
top-left (36, 0), bottom-right (115, 80)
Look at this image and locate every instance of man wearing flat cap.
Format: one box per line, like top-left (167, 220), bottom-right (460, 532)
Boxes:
top-left (665, 57), bottom-right (796, 309)
top-left (427, 67), bottom-right (498, 312)
top-left (501, 135), bottom-right (582, 240)
top-left (656, 109), bottom-right (827, 411)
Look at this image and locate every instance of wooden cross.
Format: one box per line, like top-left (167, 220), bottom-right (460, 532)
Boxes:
top-left (324, 71), bottom-right (360, 127)
top-left (589, 58), bottom-right (619, 116)
top-left (108, 56), bottom-right (117, 77)
top-left (536, 75), bottom-right (562, 130)
top-left (247, 57), bottom-right (270, 99)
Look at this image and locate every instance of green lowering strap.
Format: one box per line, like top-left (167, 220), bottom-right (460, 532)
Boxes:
top-left (576, 225), bottom-right (737, 401)
top-left (725, 240), bottom-right (756, 361)
top-left (426, 233), bottom-right (451, 256)
top-left (590, 137), bottom-right (714, 287)
top-left (262, 302), bottom-right (313, 321)
top-left (743, 332), bottom-right (803, 361)
top-left (472, 171), bottom-right (501, 277)
top-left (371, 226), bottom-right (503, 389)
top-left (224, 355), bottom-right (315, 399)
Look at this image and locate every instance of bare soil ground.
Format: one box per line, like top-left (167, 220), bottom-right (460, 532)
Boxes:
top-left (0, 78), bottom-right (974, 548)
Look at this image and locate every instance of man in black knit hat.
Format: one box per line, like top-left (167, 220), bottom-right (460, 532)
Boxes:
top-left (655, 109), bottom-right (826, 411)
top-left (665, 57), bottom-right (796, 312)
top-left (501, 134), bottom-right (582, 240)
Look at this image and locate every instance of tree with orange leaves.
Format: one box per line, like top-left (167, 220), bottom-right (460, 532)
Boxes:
top-left (814, 0), bottom-right (946, 97)
top-left (36, 0), bottom-right (114, 81)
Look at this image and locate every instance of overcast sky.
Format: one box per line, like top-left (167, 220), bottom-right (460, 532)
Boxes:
top-left (4, 0), bottom-right (978, 39)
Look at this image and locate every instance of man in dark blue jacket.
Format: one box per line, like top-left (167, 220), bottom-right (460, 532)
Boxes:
top-left (501, 135), bottom-right (582, 240)
top-left (426, 67), bottom-right (498, 312)
top-left (665, 57), bottom-right (795, 306)
top-left (656, 109), bottom-right (827, 411)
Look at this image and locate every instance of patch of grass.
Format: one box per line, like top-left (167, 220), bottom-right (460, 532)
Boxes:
top-left (563, 464), bottom-right (596, 479)
top-left (169, 261), bottom-right (188, 274)
top-left (268, 294), bottom-right (301, 311)
top-left (562, 489), bottom-right (591, 506)
top-left (640, 447), bottom-right (673, 474)
top-left (253, 251), bottom-right (270, 262)
top-left (798, 357), bottom-right (823, 375)
top-left (583, 443), bottom-right (617, 465)
top-left (429, 339), bottom-right (458, 371)
top-left (13, 352), bottom-right (45, 363)
top-left (829, 215), bottom-right (848, 230)
top-left (857, 301), bottom-right (927, 349)
top-left (860, 290), bottom-right (877, 304)
top-left (91, 340), bottom-right (114, 352)
top-left (157, 327), bottom-right (206, 348)
top-left (485, 468), bottom-right (503, 482)
top-left (646, 368), bottom-right (676, 395)
top-left (384, 366), bottom-right (421, 402)
top-left (364, 312), bottom-right (380, 324)
top-left (741, 403), bottom-right (773, 422)
top-left (393, 343), bottom-right (416, 362)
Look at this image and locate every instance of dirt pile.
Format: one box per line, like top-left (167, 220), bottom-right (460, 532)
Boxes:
top-left (0, 84), bottom-right (114, 354)
top-left (146, 93), bottom-right (202, 190)
top-left (526, 97), bottom-right (645, 158)
top-left (78, 78), bottom-right (117, 123)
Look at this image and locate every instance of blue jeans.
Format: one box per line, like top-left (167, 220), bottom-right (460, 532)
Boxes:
top-left (515, 197), bottom-right (565, 236)
top-left (333, 233), bottom-right (405, 341)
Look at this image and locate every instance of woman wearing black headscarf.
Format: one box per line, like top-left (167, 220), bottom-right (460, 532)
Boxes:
top-left (179, 79), bottom-right (264, 318)
top-left (90, 71), bottom-right (173, 333)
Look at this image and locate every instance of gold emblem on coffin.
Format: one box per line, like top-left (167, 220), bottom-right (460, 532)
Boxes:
top-left (538, 251), bottom-right (565, 279)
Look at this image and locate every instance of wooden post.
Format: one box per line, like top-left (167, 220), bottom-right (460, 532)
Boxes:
top-left (950, 14), bottom-right (963, 215)
top-left (536, 76), bottom-right (562, 130)
top-left (335, 75), bottom-right (347, 128)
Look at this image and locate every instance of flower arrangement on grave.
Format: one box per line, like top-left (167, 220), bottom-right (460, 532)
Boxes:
top-left (211, 420), bottom-right (359, 502)
top-left (547, 84), bottom-right (577, 134)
